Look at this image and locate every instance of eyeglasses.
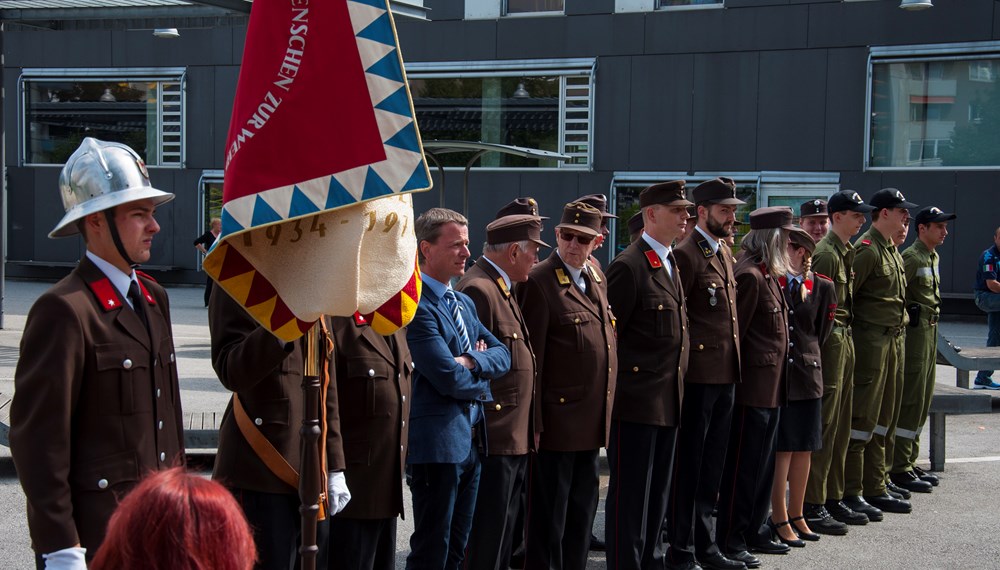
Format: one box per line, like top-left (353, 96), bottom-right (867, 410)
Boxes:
top-left (558, 232), bottom-right (595, 245)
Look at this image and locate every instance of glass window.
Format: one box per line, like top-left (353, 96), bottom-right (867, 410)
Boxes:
top-left (658, 0), bottom-right (723, 8)
top-left (23, 72), bottom-right (184, 166)
top-left (869, 56), bottom-right (1000, 168)
top-left (408, 66), bottom-right (592, 168)
top-left (505, 0), bottom-right (563, 14)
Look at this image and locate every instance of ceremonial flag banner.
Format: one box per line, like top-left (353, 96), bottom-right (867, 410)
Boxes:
top-left (205, 0), bottom-right (431, 341)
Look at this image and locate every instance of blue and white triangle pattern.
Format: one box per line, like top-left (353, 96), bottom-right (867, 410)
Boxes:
top-left (223, 0), bottom-right (430, 232)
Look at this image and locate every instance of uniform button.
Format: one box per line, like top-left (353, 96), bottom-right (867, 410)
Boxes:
top-left (632, 366), bottom-right (639, 372)
top-left (559, 397), bottom-right (566, 403)
top-left (698, 344), bottom-right (704, 350)
top-left (732, 317), bottom-right (736, 322)
top-left (402, 420), bottom-right (406, 427)
top-left (411, 361), bottom-right (416, 369)
top-left (789, 342), bottom-right (795, 348)
top-left (574, 318), bottom-right (581, 324)
top-left (254, 418), bottom-right (263, 426)
top-left (402, 395), bottom-right (406, 403)
top-left (169, 353), bottom-right (175, 363)
top-left (788, 358), bottom-right (794, 363)
top-left (680, 346), bottom-right (684, 351)
top-left (789, 310), bottom-right (795, 315)
top-left (607, 344), bottom-right (611, 350)
top-left (158, 420), bottom-right (163, 430)
top-left (789, 326), bottom-right (795, 331)
top-left (159, 452), bottom-right (166, 462)
top-left (368, 369), bottom-right (375, 377)
top-left (513, 333), bottom-right (518, 340)
top-left (607, 389), bottom-right (611, 396)
top-left (401, 445), bottom-right (404, 451)
top-left (153, 358), bottom-right (158, 366)
top-left (398, 373), bottom-right (402, 379)
top-left (156, 389), bottom-right (161, 398)
top-left (98, 479), bottom-right (109, 490)
top-left (608, 367), bottom-right (612, 373)
top-left (657, 304), bottom-right (664, 310)
top-left (495, 404), bottom-right (502, 411)
top-left (122, 359), bottom-right (133, 370)
top-left (733, 334), bottom-right (737, 339)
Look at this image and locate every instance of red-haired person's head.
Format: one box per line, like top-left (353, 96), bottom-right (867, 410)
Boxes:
top-left (91, 467), bottom-right (256, 570)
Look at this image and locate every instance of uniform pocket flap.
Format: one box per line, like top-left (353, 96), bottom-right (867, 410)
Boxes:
top-left (491, 386), bottom-right (519, 407)
top-left (800, 352), bottom-right (822, 368)
top-left (347, 357), bottom-right (391, 380)
top-left (558, 312), bottom-right (591, 326)
top-left (544, 384), bottom-right (585, 404)
top-left (749, 351), bottom-right (779, 367)
top-left (72, 449), bottom-right (139, 492)
top-left (247, 398), bottom-right (290, 426)
top-left (95, 343), bottom-right (149, 372)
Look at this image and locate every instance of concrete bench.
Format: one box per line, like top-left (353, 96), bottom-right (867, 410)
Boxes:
top-left (927, 384), bottom-right (997, 471)
top-left (0, 394), bottom-right (220, 452)
top-left (936, 333), bottom-right (1000, 389)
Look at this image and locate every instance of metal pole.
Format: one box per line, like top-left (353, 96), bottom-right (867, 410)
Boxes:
top-left (298, 322), bottom-right (322, 570)
top-left (1, 20), bottom-right (6, 330)
top-left (425, 152), bottom-right (445, 207)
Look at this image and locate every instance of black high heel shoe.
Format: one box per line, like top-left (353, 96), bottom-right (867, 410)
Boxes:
top-left (789, 516), bottom-right (821, 541)
top-left (768, 518), bottom-right (805, 548)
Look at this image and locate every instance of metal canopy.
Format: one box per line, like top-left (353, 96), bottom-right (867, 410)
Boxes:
top-left (421, 140), bottom-right (571, 216)
top-left (0, 0), bottom-right (429, 20)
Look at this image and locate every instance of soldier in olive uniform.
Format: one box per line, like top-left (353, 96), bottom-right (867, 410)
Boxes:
top-left (605, 181), bottom-right (692, 569)
top-left (666, 178), bottom-right (746, 570)
top-left (802, 191), bottom-right (874, 534)
top-left (517, 202), bottom-right (618, 570)
top-left (842, 189), bottom-right (918, 521)
top-left (889, 207), bottom-right (955, 493)
top-left (458, 213), bottom-right (549, 570)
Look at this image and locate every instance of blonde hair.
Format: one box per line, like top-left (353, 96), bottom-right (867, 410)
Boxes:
top-left (740, 227), bottom-right (790, 279)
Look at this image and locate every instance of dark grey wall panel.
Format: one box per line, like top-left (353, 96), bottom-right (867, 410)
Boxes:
top-left (567, 0), bottom-right (615, 16)
top-left (499, 14), bottom-right (647, 60)
top-left (951, 171), bottom-right (1000, 297)
top-left (823, 47), bottom-right (867, 172)
top-left (691, 51), bottom-right (758, 171)
top-left (183, 66), bottom-right (216, 170)
top-left (213, 66), bottom-right (241, 168)
top-left (807, 0), bottom-right (994, 49)
top-left (3, 30), bottom-right (114, 67)
top-left (756, 50), bottom-right (827, 171)
top-left (645, 5), bottom-right (808, 55)
top-left (838, 171), bottom-right (883, 198)
top-left (3, 73), bottom-right (18, 167)
top-left (396, 20), bottom-right (497, 62)
top-left (28, 167), bottom-right (81, 264)
top-left (425, 0), bottom-right (464, 21)
top-left (6, 168), bottom-right (36, 262)
top-left (593, 56), bottom-right (632, 172)
top-left (627, 54), bottom-right (695, 172)
top-left (726, 0), bottom-right (790, 7)
top-left (111, 28), bottom-right (231, 67)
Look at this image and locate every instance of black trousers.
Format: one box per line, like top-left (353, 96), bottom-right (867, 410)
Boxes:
top-left (234, 488), bottom-right (330, 570)
top-left (465, 453), bottom-right (529, 570)
top-left (606, 420), bottom-right (678, 570)
top-left (666, 383), bottom-right (735, 564)
top-left (525, 449), bottom-right (600, 570)
top-left (329, 517), bottom-right (397, 570)
top-left (716, 405), bottom-right (780, 554)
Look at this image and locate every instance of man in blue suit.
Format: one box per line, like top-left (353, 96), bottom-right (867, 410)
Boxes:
top-left (406, 208), bottom-right (511, 570)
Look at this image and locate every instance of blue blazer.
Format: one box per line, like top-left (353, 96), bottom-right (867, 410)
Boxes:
top-left (406, 285), bottom-right (511, 464)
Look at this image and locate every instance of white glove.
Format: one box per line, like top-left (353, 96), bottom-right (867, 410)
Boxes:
top-left (327, 471), bottom-right (351, 516)
top-left (43, 546), bottom-right (87, 570)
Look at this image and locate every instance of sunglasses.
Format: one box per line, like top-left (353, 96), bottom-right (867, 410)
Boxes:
top-left (558, 232), bottom-right (596, 245)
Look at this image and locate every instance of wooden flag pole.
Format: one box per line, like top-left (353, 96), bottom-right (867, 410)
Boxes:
top-left (299, 322), bottom-right (322, 570)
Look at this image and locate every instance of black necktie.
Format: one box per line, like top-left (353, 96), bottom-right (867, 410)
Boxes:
top-left (128, 280), bottom-right (150, 332)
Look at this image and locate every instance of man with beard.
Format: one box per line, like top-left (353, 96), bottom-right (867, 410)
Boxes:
top-left (666, 178), bottom-right (746, 570)
top-left (842, 189), bottom-right (917, 522)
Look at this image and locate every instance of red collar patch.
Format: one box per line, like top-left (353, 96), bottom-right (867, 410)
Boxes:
top-left (354, 312), bottom-right (369, 326)
top-left (779, 275), bottom-right (788, 289)
top-left (861, 239), bottom-right (872, 246)
top-left (644, 249), bottom-right (662, 269)
top-left (136, 279), bottom-right (157, 306)
top-left (87, 278), bottom-right (122, 312)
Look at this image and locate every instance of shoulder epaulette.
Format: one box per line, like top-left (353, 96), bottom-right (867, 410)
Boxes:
top-left (814, 272), bottom-right (833, 282)
top-left (555, 267), bottom-right (571, 286)
top-left (644, 249), bottom-right (662, 269)
top-left (87, 277), bottom-right (122, 312)
top-left (496, 277), bottom-right (511, 298)
top-left (135, 269), bottom-right (157, 283)
top-left (136, 279), bottom-right (157, 306)
top-left (698, 239), bottom-right (714, 258)
top-left (860, 239), bottom-right (872, 246)
top-left (587, 263), bottom-right (602, 283)
top-left (353, 312), bottom-right (368, 327)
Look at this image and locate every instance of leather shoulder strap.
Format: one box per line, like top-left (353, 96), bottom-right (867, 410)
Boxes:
top-left (232, 393), bottom-right (299, 489)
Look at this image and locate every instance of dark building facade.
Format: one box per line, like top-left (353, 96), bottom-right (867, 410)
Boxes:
top-left (2, 0), bottom-right (999, 310)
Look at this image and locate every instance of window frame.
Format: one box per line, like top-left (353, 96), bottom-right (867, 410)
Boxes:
top-left (503, 0), bottom-right (565, 17)
top-left (18, 67), bottom-right (187, 168)
top-left (865, 41), bottom-right (1000, 171)
top-left (656, 0), bottom-right (724, 12)
top-left (405, 58), bottom-right (596, 170)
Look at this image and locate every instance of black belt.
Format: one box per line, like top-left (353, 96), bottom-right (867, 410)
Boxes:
top-left (834, 324), bottom-right (853, 336)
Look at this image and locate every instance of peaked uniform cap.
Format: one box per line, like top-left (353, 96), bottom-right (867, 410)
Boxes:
top-left (487, 214), bottom-right (551, 248)
top-left (800, 199), bottom-right (828, 218)
top-left (828, 189), bottom-right (875, 214)
top-left (496, 197), bottom-right (548, 220)
top-left (692, 177), bottom-right (745, 206)
top-left (578, 193), bottom-right (618, 219)
top-left (870, 188), bottom-right (918, 210)
top-left (639, 180), bottom-right (693, 208)
top-left (556, 202), bottom-right (602, 237)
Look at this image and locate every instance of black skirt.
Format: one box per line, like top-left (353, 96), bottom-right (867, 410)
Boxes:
top-left (776, 397), bottom-right (822, 452)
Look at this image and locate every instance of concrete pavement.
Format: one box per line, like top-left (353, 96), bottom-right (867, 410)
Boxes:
top-left (1, 279), bottom-right (999, 568)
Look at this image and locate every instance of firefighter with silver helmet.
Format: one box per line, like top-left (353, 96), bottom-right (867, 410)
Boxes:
top-left (9, 138), bottom-right (185, 569)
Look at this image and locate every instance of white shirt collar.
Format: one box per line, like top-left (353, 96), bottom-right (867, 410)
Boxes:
top-left (419, 272), bottom-right (450, 300)
top-left (694, 225), bottom-right (721, 255)
top-left (640, 232), bottom-right (672, 262)
top-left (482, 256), bottom-right (512, 291)
top-left (86, 250), bottom-right (139, 308)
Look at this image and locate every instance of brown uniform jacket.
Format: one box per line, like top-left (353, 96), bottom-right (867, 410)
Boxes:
top-left (784, 274), bottom-right (837, 401)
top-left (10, 256), bottom-right (185, 554)
top-left (456, 258), bottom-right (538, 455)
top-left (673, 231), bottom-right (741, 384)
top-left (209, 288), bottom-right (345, 495)
top-left (733, 256), bottom-right (790, 408)
top-left (606, 238), bottom-right (689, 427)
top-left (515, 253), bottom-right (617, 452)
top-left (330, 315), bottom-right (411, 520)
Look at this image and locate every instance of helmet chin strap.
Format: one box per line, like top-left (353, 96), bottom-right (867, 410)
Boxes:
top-left (104, 209), bottom-right (139, 269)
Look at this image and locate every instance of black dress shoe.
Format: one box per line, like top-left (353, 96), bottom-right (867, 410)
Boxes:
top-left (789, 515), bottom-right (821, 541)
top-left (864, 493), bottom-right (912, 514)
top-left (724, 550), bottom-right (761, 569)
top-left (804, 503), bottom-right (850, 535)
top-left (824, 500), bottom-right (869, 526)
top-left (885, 483), bottom-right (909, 501)
top-left (842, 495), bottom-right (884, 522)
top-left (767, 518), bottom-right (805, 548)
top-left (666, 561), bottom-right (703, 570)
top-left (890, 470), bottom-right (933, 494)
top-left (748, 538), bottom-right (791, 555)
top-left (589, 532), bottom-right (606, 551)
top-left (913, 465), bottom-right (940, 486)
top-left (698, 552), bottom-right (747, 570)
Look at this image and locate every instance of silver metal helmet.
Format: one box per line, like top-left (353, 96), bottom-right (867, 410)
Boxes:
top-left (49, 137), bottom-right (175, 238)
